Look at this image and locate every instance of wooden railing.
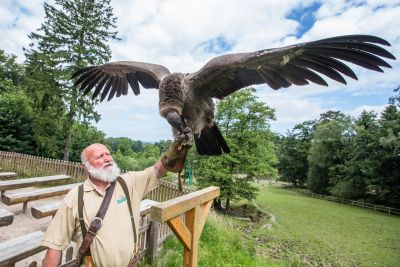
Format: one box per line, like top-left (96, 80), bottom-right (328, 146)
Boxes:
top-left (0, 150), bottom-right (194, 265)
top-left (150, 187), bottom-right (220, 266)
top-left (0, 151), bottom-right (86, 182)
top-left (305, 192), bottom-right (400, 215)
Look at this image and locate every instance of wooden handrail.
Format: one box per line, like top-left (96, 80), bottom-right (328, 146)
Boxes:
top-left (150, 186), bottom-right (220, 267)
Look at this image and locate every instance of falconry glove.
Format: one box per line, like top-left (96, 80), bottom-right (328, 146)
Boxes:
top-left (161, 127), bottom-right (192, 173)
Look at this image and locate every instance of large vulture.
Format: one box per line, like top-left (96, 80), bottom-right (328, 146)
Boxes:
top-left (73, 35), bottom-right (395, 155)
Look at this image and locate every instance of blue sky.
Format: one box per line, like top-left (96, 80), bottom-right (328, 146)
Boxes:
top-left (1, 0), bottom-right (399, 141)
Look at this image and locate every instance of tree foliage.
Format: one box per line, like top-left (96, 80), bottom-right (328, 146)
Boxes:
top-left (0, 92), bottom-right (35, 154)
top-left (0, 51), bottom-right (35, 154)
top-left (277, 120), bottom-right (315, 187)
top-left (307, 112), bottom-right (354, 194)
top-left (24, 0), bottom-right (118, 160)
top-left (191, 88), bottom-right (278, 210)
top-left (279, 93), bottom-right (400, 207)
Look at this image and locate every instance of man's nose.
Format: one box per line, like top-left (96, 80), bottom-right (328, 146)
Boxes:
top-left (104, 154), bottom-right (112, 162)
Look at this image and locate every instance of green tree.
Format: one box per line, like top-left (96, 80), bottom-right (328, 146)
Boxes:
top-left (69, 123), bottom-right (107, 162)
top-left (389, 85), bottom-right (400, 107)
top-left (112, 143), bottom-right (162, 171)
top-left (192, 88), bottom-right (278, 211)
top-left (106, 137), bottom-right (135, 156)
top-left (23, 49), bottom-right (66, 158)
top-left (371, 105), bottom-right (400, 206)
top-left (307, 112), bottom-right (353, 194)
top-left (0, 51), bottom-right (35, 154)
top-left (336, 111), bottom-right (379, 199)
top-left (0, 50), bottom-right (25, 93)
top-left (0, 92), bottom-right (35, 154)
top-left (278, 120), bottom-right (316, 187)
top-left (25, 0), bottom-right (118, 160)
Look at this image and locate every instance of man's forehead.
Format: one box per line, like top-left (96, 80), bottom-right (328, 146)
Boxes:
top-left (86, 144), bottom-right (110, 156)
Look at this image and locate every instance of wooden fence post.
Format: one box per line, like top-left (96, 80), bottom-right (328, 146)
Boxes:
top-left (147, 220), bottom-right (160, 263)
top-left (151, 186), bottom-right (220, 267)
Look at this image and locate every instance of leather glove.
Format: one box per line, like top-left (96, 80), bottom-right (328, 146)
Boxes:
top-left (161, 127), bottom-right (193, 173)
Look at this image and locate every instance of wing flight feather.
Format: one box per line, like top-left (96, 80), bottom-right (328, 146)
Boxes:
top-left (73, 61), bottom-right (170, 101)
top-left (186, 35), bottom-right (395, 98)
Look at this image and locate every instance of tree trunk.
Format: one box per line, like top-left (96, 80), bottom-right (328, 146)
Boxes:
top-left (213, 198), bottom-right (222, 210)
top-left (63, 128), bottom-right (72, 161)
top-left (225, 198), bottom-right (230, 212)
top-left (63, 90), bottom-right (77, 161)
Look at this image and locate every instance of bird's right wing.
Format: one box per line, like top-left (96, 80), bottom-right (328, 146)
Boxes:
top-left (72, 61), bottom-right (171, 102)
top-left (186, 35), bottom-right (395, 99)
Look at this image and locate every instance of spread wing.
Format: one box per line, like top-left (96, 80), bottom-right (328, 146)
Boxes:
top-left (72, 61), bottom-right (171, 102)
top-left (186, 35), bottom-right (396, 99)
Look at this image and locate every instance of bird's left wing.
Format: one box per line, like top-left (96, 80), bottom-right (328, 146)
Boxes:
top-left (186, 35), bottom-right (395, 99)
top-left (72, 61), bottom-right (171, 102)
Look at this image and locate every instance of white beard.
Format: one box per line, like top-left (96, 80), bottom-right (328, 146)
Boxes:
top-left (85, 161), bottom-right (120, 182)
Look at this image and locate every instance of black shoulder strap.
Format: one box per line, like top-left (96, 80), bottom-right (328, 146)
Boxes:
top-left (117, 177), bottom-right (137, 244)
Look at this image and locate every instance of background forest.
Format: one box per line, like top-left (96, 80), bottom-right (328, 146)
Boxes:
top-left (1, 0), bottom-right (399, 211)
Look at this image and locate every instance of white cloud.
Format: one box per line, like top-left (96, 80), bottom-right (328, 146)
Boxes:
top-left (345, 104), bottom-right (388, 118)
top-left (0, 5), bottom-right (15, 25)
top-left (1, 0), bottom-right (399, 140)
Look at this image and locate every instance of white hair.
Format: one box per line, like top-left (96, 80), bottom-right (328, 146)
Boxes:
top-left (81, 151), bottom-right (87, 164)
top-left (84, 161), bottom-right (121, 182)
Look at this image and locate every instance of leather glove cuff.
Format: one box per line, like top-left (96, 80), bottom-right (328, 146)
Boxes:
top-left (161, 138), bottom-right (191, 173)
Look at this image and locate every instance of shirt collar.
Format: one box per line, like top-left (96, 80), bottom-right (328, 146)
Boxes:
top-left (84, 177), bottom-right (111, 196)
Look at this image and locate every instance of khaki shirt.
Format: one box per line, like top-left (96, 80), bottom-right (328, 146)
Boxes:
top-left (41, 167), bottom-right (158, 267)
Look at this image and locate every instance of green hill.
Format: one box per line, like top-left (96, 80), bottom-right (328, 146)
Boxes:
top-left (151, 185), bottom-right (400, 266)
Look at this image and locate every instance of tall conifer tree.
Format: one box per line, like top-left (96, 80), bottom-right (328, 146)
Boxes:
top-left (25, 0), bottom-right (118, 160)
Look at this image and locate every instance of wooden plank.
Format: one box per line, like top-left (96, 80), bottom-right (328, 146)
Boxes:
top-left (0, 231), bottom-right (45, 266)
top-left (2, 183), bottom-right (81, 205)
top-left (184, 206), bottom-right (200, 267)
top-left (139, 199), bottom-right (159, 215)
top-left (167, 216), bottom-right (192, 250)
top-left (31, 201), bottom-right (64, 219)
top-left (0, 174), bottom-right (71, 191)
top-left (151, 186), bottom-right (220, 222)
top-left (0, 172), bottom-right (17, 180)
top-left (0, 208), bottom-right (14, 227)
top-left (198, 200), bottom-right (213, 235)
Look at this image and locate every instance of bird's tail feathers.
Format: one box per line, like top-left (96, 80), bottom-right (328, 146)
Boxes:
top-left (194, 123), bottom-right (230, 155)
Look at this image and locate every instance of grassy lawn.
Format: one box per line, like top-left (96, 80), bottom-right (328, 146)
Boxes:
top-left (151, 212), bottom-right (274, 267)
top-left (150, 185), bottom-right (400, 266)
top-left (254, 186), bottom-right (400, 266)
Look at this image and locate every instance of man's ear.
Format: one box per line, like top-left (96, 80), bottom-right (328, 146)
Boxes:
top-left (82, 163), bottom-right (89, 176)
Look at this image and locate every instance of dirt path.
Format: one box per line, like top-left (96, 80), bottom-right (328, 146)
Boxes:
top-left (252, 201), bottom-right (276, 223)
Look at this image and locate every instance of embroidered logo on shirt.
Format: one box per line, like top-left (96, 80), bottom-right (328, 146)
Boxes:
top-left (117, 194), bottom-right (127, 204)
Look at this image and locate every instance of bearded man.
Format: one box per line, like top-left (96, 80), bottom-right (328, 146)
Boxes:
top-left (41, 133), bottom-right (191, 267)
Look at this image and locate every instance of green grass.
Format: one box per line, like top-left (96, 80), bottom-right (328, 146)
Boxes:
top-left (150, 212), bottom-right (275, 267)
top-left (149, 186), bottom-right (400, 267)
top-left (254, 186), bottom-right (400, 266)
